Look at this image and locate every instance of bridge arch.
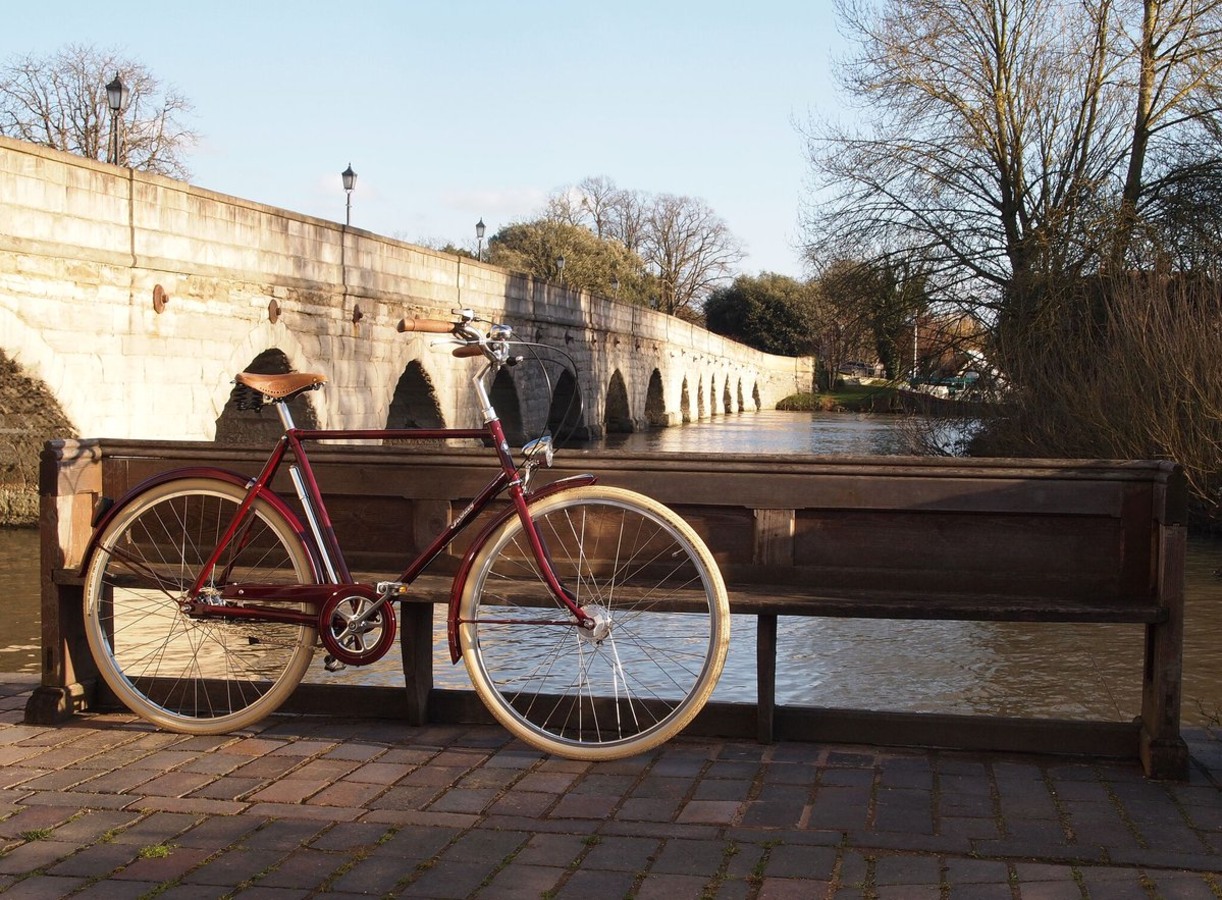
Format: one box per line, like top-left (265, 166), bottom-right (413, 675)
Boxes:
top-left (604, 370), bottom-right (633, 433)
top-left (645, 370), bottom-right (667, 427)
top-left (215, 348), bottom-right (322, 444)
top-left (386, 359), bottom-right (444, 429)
top-left (214, 322), bottom-right (330, 435)
top-left (491, 369), bottom-right (525, 444)
top-left (546, 369), bottom-right (585, 441)
top-left (0, 350), bottom-right (76, 524)
top-left (0, 305), bottom-right (81, 438)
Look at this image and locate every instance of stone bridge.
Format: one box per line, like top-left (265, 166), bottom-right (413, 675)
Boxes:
top-left (0, 136), bottom-right (813, 448)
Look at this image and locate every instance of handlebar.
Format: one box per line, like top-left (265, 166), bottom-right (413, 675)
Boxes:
top-left (397, 318), bottom-right (456, 334)
top-left (396, 310), bottom-right (516, 363)
top-left (395, 308), bottom-right (583, 449)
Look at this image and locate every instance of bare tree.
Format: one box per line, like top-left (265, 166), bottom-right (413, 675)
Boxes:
top-left (545, 179), bottom-right (744, 314)
top-left (0, 43), bottom-right (197, 178)
top-left (805, 0), bottom-right (1222, 327)
top-left (642, 193), bottom-right (745, 315)
top-left (549, 177), bottom-right (650, 253)
top-left (1113, 0), bottom-right (1222, 266)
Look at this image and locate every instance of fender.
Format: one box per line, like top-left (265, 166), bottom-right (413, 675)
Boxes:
top-left (446, 473), bottom-right (597, 663)
top-left (79, 467), bottom-right (315, 579)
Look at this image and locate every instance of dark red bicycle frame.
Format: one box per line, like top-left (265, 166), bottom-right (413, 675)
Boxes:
top-left (183, 415), bottom-right (596, 633)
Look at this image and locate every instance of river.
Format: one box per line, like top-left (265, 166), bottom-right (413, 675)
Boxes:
top-left (2, 410), bottom-right (1219, 725)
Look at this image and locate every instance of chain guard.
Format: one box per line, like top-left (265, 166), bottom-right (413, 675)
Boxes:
top-left (319, 585), bottom-right (397, 666)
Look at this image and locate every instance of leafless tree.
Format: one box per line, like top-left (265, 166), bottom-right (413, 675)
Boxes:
top-left (641, 193), bottom-right (745, 315)
top-left (546, 179), bottom-right (744, 314)
top-left (0, 43), bottom-right (197, 178)
top-left (805, 0), bottom-right (1222, 325)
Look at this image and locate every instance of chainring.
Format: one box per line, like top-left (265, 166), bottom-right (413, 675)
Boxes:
top-left (319, 585), bottom-right (397, 666)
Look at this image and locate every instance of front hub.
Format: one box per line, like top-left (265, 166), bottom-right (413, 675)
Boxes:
top-left (577, 604), bottom-right (613, 642)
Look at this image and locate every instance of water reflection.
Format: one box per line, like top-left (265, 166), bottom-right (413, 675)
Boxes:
top-left (595, 409), bottom-right (926, 456)
top-left (0, 527), bottom-right (39, 674)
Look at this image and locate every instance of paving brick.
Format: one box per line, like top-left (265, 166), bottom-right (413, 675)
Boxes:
top-left (257, 846), bottom-right (349, 888)
top-left (180, 848), bottom-right (287, 886)
top-left (45, 841), bottom-right (139, 877)
top-left (763, 843), bottom-right (837, 880)
top-left (112, 845), bottom-right (213, 882)
top-left (635, 872), bottom-right (711, 899)
top-left (327, 854), bottom-right (416, 895)
top-left (580, 835), bottom-right (660, 872)
top-left (650, 837), bottom-right (727, 876)
top-left (0, 874), bottom-right (88, 898)
top-left (0, 839), bottom-right (84, 875)
top-left (174, 813), bottom-right (269, 849)
top-left (512, 832), bottom-right (587, 868)
top-left (480, 862), bottom-right (568, 898)
top-left (552, 868), bottom-right (638, 899)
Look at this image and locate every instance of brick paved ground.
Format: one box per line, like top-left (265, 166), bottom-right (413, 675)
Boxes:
top-left (1, 674), bottom-right (1220, 899)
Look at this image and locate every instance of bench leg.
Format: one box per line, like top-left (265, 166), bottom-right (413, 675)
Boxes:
top-left (1140, 522), bottom-right (1189, 780)
top-left (399, 604), bottom-right (434, 727)
top-left (25, 580), bottom-right (97, 725)
top-left (757, 613), bottom-right (777, 743)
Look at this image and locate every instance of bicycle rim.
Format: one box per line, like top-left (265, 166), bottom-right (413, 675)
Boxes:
top-left (83, 477), bottom-right (316, 733)
top-left (459, 485), bottom-right (729, 760)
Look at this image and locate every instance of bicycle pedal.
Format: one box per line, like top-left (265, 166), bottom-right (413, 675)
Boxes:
top-left (323, 655), bottom-right (347, 672)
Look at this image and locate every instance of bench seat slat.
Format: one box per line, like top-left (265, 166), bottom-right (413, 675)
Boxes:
top-left (725, 587), bottom-right (1167, 623)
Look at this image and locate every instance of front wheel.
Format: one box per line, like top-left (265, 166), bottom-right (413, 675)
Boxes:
top-left (458, 485), bottom-right (730, 760)
top-left (83, 477), bottom-right (317, 733)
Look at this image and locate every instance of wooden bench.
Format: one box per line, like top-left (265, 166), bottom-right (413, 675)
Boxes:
top-left (28, 438), bottom-right (1189, 779)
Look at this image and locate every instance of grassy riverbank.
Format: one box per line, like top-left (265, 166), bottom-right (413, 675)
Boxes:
top-left (777, 384), bottom-right (905, 413)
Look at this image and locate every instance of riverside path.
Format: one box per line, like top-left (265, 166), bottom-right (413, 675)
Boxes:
top-left (1, 674), bottom-right (1221, 899)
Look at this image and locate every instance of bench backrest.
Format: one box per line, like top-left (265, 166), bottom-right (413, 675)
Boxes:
top-left (58, 440), bottom-right (1185, 612)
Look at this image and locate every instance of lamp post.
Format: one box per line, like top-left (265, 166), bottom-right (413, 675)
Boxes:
top-left (341, 164), bottom-right (357, 226)
top-left (556, 255), bottom-right (566, 284)
top-left (476, 218), bottom-right (486, 262)
top-left (105, 74), bottom-right (129, 166)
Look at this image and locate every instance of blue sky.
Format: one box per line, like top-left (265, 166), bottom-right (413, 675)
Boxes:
top-left (3, 1), bottom-right (850, 278)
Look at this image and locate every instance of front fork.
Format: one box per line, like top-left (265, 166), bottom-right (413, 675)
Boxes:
top-left (445, 473), bottom-right (598, 663)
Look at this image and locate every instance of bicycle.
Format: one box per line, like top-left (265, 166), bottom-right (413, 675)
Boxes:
top-left (81, 309), bottom-right (730, 761)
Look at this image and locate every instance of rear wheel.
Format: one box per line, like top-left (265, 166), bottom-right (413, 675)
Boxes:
top-left (83, 477), bottom-right (316, 733)
top-left (458, 485), bottom-right (729, 760)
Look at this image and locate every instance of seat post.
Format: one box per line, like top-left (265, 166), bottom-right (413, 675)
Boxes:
top-left (274, 400), bottom-right (296, 431)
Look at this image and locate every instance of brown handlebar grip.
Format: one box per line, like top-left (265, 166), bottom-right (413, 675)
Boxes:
top-left (452, 344), bottom-right (484, 358)
top-left (397, 318), bottom-right (455, 334)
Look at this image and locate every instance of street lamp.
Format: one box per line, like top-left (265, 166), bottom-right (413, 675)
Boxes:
top-left (105, 74), bottom-right (129, 166)
top-left (556, 255), bottom-right (566, 284)
top-left (341, 164), bottom-right (357, 225)
top-left (476, 218), bottom-right (486, 262)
